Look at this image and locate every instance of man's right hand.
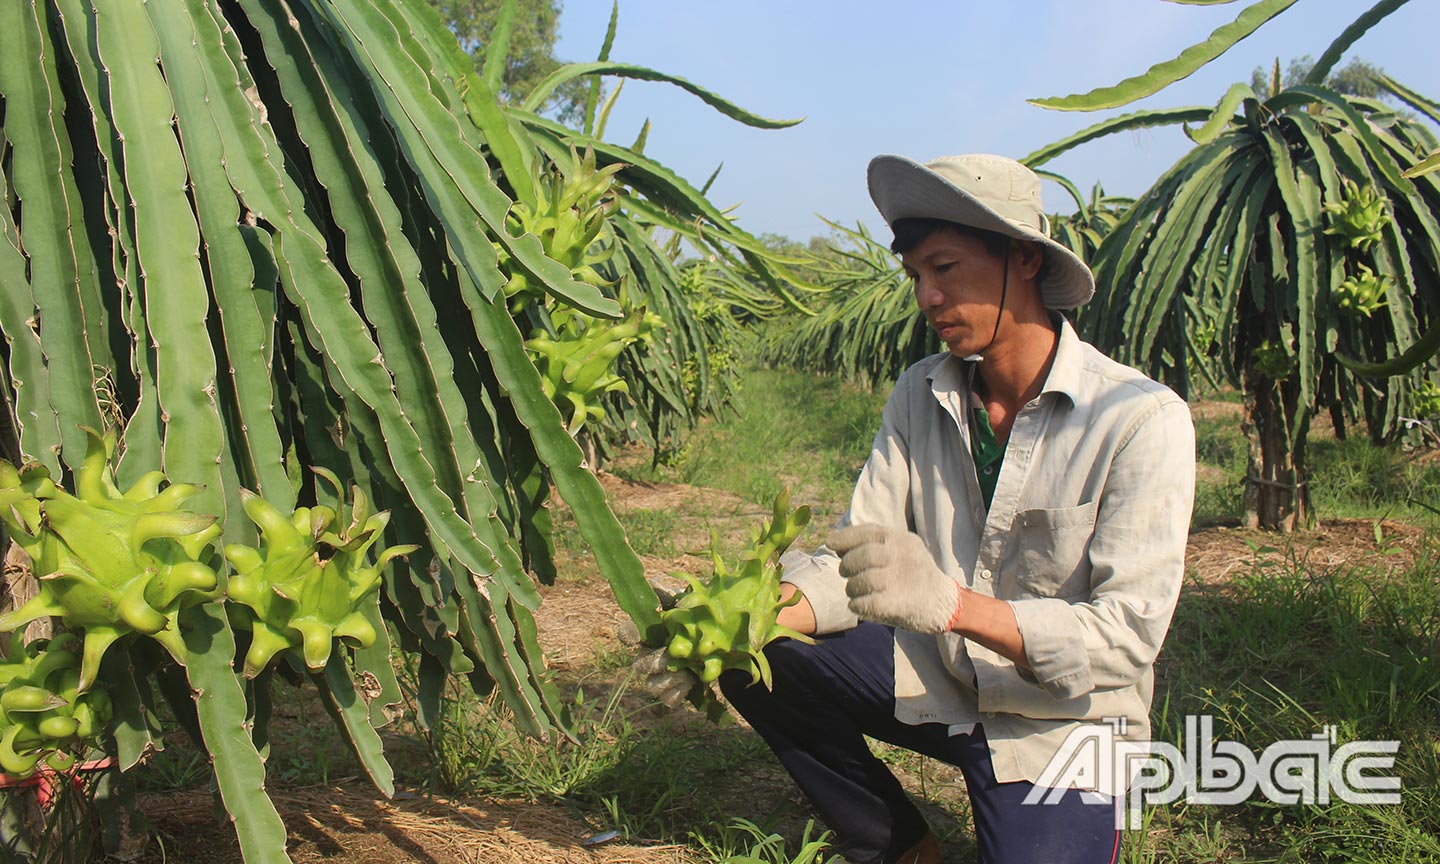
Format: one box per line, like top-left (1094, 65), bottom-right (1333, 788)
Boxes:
top-left (630, 581), bottom-right (813, 708)
top-left (632, 646), bottom-right (696, 708)
top-left (618, 579), bottom-right (699, 708)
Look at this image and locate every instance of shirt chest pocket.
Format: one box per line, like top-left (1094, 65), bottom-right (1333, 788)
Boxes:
top-left (1012, 501), bottom-right (1098, 600)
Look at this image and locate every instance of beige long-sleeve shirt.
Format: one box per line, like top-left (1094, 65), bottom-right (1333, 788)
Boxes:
top-left (781, 320), bottom-right (1195, 794)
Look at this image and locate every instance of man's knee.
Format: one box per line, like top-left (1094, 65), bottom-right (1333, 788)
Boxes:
top-left (720, 624), bottom-right (897, 719)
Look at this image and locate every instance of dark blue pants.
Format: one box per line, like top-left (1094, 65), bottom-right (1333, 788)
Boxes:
top-left (719, 622), bottom-right (1121, 864)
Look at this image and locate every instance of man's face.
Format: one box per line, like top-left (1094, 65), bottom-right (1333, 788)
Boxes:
top-left (900, 226), bottom-right (1010, 358)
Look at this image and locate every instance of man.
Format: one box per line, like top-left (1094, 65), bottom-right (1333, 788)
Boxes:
top-left (718, 154), bottom-right (1196, 864)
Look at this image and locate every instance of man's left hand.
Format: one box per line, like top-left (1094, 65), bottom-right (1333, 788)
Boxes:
top-left (828, 524), bottom-right (964, 634)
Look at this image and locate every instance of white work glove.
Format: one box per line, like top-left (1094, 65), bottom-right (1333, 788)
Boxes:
top-left (621, 578), bottom-right (696, 709)
top-left (631, 646), bottom-right (696, 708)
top-left (828, 524), bottom-right (964, 635)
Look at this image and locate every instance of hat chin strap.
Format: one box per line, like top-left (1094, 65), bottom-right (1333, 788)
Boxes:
top-left (961, 242), bottom-right (1010, 364)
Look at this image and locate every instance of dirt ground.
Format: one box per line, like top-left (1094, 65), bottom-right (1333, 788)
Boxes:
top-left (130, 785), bottom-right (695, 864)
top-left (85, 466), bottom-right (1437, 864)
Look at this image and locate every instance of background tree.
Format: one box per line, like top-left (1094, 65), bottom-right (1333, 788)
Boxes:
top-left (429, 0), bottom-right (591, 123)
top-left (1251, 55), bottom-right (1390, 99)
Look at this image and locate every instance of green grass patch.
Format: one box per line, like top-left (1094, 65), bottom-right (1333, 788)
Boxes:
top-left (552, 507), bottom-right (683, 579)
top-left (617, 368), bottom-right (886, 517)
top-left (410, 679), bottom-right (815, 857)
top-left (616, 508), bottom-right (680, 558)
top-left (1309, 435), bottom-right (1440, 520)
top-left (1192, 413), bottom-right (1247, 526)
top-left (1134, 544), bottom-right (1440, 862)
top-left (1190, 408), bottom-right (1440, 526)
top-left (689, 817), bottom-right (841, 864)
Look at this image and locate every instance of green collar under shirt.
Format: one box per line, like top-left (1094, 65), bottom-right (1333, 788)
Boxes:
top-left (970, 403), bottom-right (1003, 509)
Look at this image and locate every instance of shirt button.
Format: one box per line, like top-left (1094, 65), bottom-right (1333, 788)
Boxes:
top-left (979, 569), bottom-right (992, 580)
top-left (982, 466), bottom-right (994, 475)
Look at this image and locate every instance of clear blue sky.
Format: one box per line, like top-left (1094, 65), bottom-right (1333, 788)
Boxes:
top-left (553, 0), bottom-right (1439, 243)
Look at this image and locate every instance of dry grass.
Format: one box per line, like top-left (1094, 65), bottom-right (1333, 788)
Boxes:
top-left (134, 784), bottom-right (695, 864)
top-left (1183, 517), bottom-right (1428, 587)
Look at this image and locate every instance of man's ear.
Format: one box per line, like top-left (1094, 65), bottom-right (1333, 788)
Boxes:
top-left (1013, 239), bottom-right (1045, 281)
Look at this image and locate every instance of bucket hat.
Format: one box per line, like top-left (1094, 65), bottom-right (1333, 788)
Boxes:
top-left (867, 153), bottom-right (1095, 309)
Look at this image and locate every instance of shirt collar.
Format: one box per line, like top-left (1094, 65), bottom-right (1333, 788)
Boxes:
top-left (924, 313), bottom-right (1082, 406)
top-left (1040, 315), bottom-right (1083, 406)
